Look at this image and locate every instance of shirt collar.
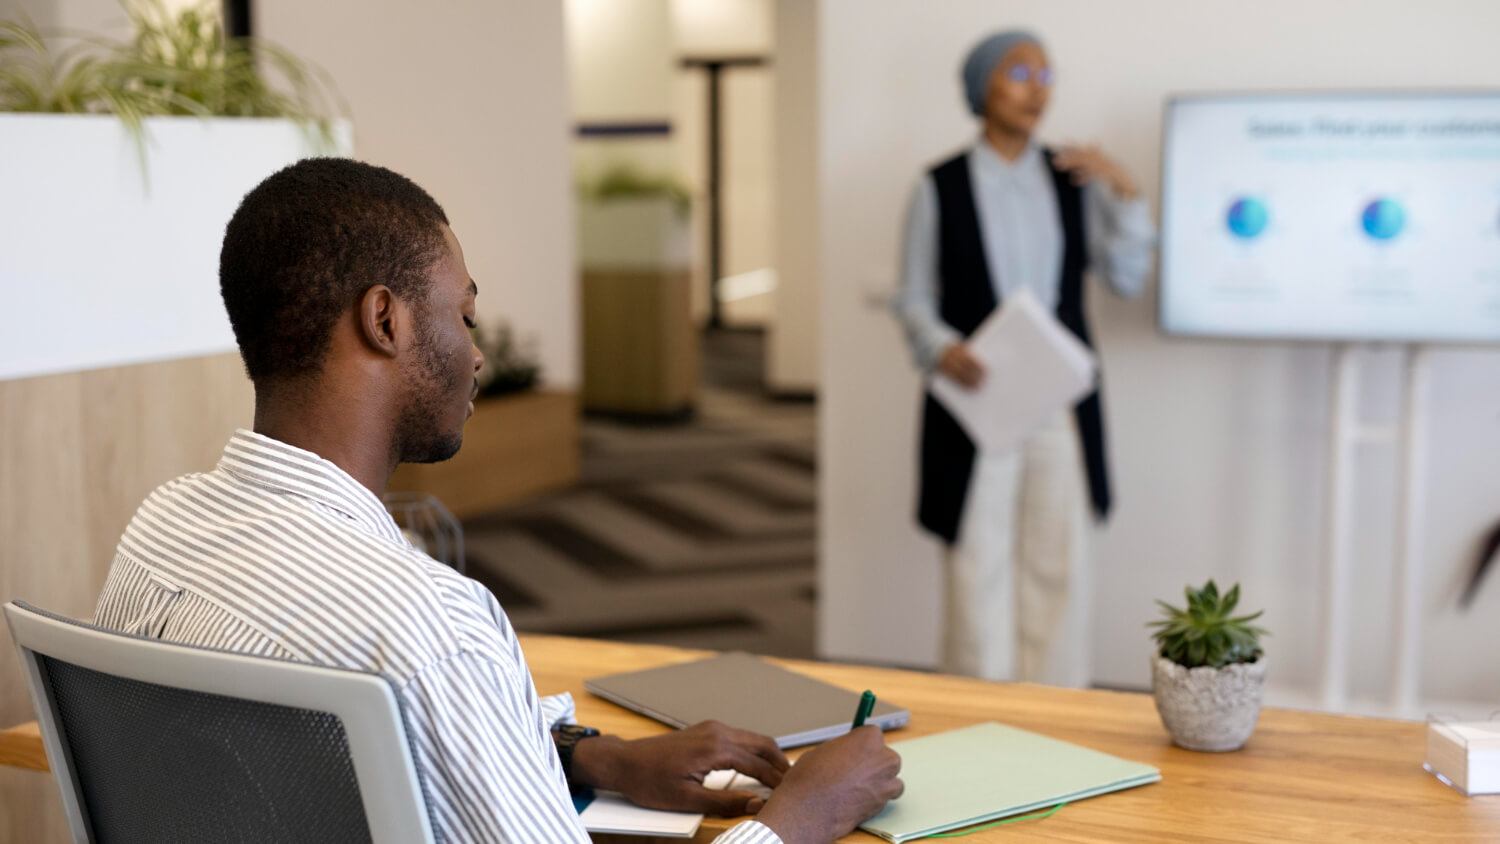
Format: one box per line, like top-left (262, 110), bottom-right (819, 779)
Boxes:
top-left (218, 429), bottom-right (408, 545)
top-left (970, 137), bottom-right (1044, 179)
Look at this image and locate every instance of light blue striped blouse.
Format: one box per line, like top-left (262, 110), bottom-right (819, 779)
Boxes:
top-left (892, 140), bottom-right (1157, 371)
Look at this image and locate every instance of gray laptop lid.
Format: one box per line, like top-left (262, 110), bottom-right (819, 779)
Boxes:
top-left (585, 652), bottom-right (909, 748)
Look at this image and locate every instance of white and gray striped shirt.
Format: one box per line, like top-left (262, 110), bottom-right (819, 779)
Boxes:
top-left (94, 429), bottom-right (779, 844)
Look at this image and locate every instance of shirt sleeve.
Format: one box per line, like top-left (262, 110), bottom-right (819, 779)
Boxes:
top-left (402, 652), bottom-right (591, 844)
top-left (1084, 180), bottom-right (1157, 300)
top-left (713, 820), bottom-right (784, 843)
top-left (891, 176), bottom-right (963, 371)
top-left (539, 691), bottom-right (576, 729)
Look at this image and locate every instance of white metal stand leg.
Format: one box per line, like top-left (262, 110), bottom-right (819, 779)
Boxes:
top-left (1320, 344), bottom-right (1359, 712)
top-left (1390, 344), bottom-right (1430, 716)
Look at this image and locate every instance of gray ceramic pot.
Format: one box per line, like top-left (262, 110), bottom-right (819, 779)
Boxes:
top-left (1150, 654), bottom-right (1266, 752)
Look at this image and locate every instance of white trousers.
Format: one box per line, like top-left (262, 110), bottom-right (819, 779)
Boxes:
top-left (941, 412), bottom-right (1093, 687)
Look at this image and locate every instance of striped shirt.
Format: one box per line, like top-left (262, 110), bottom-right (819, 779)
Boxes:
top-left (93, 429), bottom-right (779, 844)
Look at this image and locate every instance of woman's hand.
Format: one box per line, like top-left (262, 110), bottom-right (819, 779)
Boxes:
top-left (939, 342), bottom-right (986, 390)
top-left (1053, 144), bottom-right (1140, 199)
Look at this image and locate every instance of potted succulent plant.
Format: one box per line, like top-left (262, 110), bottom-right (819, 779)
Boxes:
top-left (1148, 580), bottom-right (1269, 752)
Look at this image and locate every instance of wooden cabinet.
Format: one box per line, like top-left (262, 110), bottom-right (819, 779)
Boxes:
top-left (577, 196), bottom-right (698, 416)
top-left (582, 267), bottom-right (698, 415)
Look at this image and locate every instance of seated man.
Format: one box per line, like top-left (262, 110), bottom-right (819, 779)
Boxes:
top-left (93, 158), bottom-right (902, 844)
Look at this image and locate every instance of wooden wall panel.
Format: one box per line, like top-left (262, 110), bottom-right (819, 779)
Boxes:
top-left (0, 352), bottom-right (254, 843)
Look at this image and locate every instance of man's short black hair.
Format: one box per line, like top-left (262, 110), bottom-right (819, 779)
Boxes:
top-left (220, 157), bottom-right (450, 384)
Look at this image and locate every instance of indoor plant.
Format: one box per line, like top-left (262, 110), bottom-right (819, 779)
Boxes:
top-left (0, 1), bottom-right (341, 136)
top-left (1148, 579), bottom-right (1268, 751)
top-left (575, 161), bottom-right (697, 416)
top-left (0, 1), bottom-right (349, 383)
top-left (472, 319), bottom-right (541, 398)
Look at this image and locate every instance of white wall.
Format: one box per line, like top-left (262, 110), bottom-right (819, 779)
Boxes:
top-left (0, 116), bottom-right (346, 382)
top-left (673, 0), bottom-right (771, 54)
top-left (671, 0), bottom-right (775, 326)
top-left (0, 0), bottom-right (123, 34)
top-left (768, 0), bottom-right (819, 392)
top-left (818, 0), bottom-right (1500, 715)
top-left (258, 0), bottom-right (578, 388)
top-left (567, 0), bottom-right (676, 181)
top-left (561, 0), bottom-right (774, 327)
top-left (568, 0), bottom-right (673, 122)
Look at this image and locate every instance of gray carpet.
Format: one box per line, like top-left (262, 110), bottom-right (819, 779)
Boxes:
top-left (462, 330), bottom-right (818, 659)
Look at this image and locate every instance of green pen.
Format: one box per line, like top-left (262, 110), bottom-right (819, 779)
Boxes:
top-left (851, 689), bottom-right (876, 729)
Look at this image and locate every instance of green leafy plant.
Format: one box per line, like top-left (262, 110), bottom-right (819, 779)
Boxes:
top-left (472, 320), bottom-right (541, 398)
top-left (0, 1), bottom-right (343, 143)
top-left (1149, 580), bottom-right (1267, 669)
top-left (115, 1), bottom-right (342, 125)
top-left (579, 163), bottom-right (693, 218)
top-left (0, 18), bottom-right (134, 117)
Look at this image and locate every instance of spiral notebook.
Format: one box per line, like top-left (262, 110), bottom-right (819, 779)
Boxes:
top-left (859, 722), bottom-right (1161, 843)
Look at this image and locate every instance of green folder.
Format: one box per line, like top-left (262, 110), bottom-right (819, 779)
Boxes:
top-left (859, 722), bottom-right (1161, 842)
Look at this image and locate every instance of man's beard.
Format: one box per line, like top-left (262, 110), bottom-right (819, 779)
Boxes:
top-left (394, 322), bottom-right (467, 465)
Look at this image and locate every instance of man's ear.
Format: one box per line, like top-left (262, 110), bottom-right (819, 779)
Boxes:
top-left (358, 285), bottom-right (403, 359)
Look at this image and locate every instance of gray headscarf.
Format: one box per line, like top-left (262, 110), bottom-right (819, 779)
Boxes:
top-left (961, 29), bottom-right (1043, 117)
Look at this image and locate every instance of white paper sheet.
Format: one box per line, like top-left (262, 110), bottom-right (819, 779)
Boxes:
top-left (703, 769), bottom-right (774, 801)
top-left (578, 768), bottom-right (778, 837)
top-left (927, 289), bottom-right (1098, 454)
top-left (579, 792), bottom-right (703, 837)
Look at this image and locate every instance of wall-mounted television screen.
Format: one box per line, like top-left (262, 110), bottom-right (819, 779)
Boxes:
top-left (1159, 91), bottom-right (1500, 343)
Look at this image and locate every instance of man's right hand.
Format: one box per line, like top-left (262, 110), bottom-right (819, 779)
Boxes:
top-left (753, 726), bottom-right (904, 844)
top-left (938, 342), bottom-right (986, 390)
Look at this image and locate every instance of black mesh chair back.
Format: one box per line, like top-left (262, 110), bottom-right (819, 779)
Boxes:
top-left (5, 601), bottom-right (436, 844)
top-left (40, 656), bottom-right (372, 843)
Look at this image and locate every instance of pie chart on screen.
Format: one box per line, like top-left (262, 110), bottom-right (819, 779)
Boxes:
top-left (1226, 197), bottom-right (1269, 239)
top-left (1361, 198), bottom-right (1405, 240)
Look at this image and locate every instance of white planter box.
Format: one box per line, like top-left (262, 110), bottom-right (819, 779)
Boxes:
top-left (576, 195), bottom-right (690, 271)
top-left (0, 114), bottom-right (352, 382)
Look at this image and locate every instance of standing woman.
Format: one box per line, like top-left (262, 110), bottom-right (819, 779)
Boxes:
top-left (892, 30), bottom-right (1156, 686)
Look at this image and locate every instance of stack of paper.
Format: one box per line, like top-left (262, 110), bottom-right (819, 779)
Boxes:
top-left (859, 722), bottom-right (1160, 843)
top-left (703, 768), bottom-right (775, 801)
top-left (575, 791), bottom-right (702, 838)
top-left (1426, 720), bottom-right (1500, 795)
top-left (574, 768), bottom-right (775, 837)
top-left (928, 289), bottom-right (1097, 454)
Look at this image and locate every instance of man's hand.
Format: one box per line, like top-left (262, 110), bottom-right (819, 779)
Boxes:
top-left (1053, 144), bottom-right (1140, 200)
top-left (939, 342), bottom-right (986, 390)
top-left (568, 720), bottom-right (789, 816)
top-left (756, 726), bottom-right (904, 844)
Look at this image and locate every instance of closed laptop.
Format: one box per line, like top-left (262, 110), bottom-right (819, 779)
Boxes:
top-left (585, 652), bottom-right (910, 748)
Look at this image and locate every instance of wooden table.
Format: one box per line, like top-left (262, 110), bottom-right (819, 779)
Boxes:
top-left (523, 636), bottom-right (1499, 843)
top-left (4, 635), bottom-right (1497, 841)
top-left (0, 721), bottom-right (44, 772)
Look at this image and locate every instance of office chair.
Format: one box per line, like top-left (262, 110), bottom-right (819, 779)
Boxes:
top-left (3, 600), bottom-right (436, 844)
top-left (383, 491), bottom-right (466, 574)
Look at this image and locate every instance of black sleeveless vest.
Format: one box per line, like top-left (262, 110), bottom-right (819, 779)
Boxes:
top-left (917, 149), bottom-right (1112, 544)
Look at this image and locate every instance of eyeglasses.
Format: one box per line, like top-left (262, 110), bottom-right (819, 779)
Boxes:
top-left (1005, 64), bottom-right (1054, 86)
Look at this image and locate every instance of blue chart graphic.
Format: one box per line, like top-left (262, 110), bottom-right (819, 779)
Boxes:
top-left (1226, 197), bottom-right (1269, 239)
top-left (1361, 198), bottom-right (1405, 240)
